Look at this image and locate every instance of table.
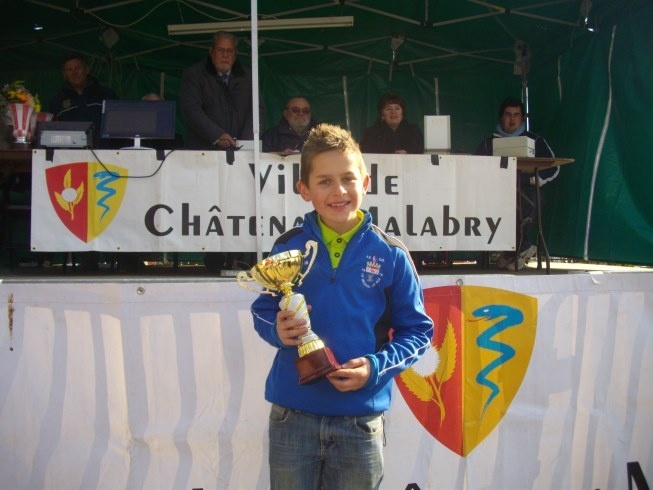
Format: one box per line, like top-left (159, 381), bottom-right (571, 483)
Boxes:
top-left (0, 148), bottom-right (32, 174)
top-left (2, 150), bottom-right (573, 273)
top-left (516, 157), bottom-right (575, 274)
top-left (0, 149), bottom-right (33, 268)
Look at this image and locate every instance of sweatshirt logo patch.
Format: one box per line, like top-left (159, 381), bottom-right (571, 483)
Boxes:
top-left (361, 255), bottom-right (383, 288)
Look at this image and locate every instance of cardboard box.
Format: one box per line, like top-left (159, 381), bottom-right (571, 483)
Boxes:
top-left (492, 136), bottom-right (535, 157)
top-left (424, 115), bottom-right (451, 152)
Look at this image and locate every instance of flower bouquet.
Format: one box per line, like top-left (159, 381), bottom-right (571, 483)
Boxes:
top-left (1, 80), bottom-right (49, 146)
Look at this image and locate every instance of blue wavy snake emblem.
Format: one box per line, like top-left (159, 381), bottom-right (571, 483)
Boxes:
top-left (472, 304), bottom-right (524, 415)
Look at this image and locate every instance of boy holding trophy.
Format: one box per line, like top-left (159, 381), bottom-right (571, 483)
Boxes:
top-left (248, 123), bottom-right (434, 489)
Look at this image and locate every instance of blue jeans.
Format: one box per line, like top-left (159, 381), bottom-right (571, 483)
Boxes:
top-left (268, 403), bottom-right (385, 490)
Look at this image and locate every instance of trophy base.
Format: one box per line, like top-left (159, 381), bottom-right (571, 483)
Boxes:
top-left (295, 346), bottom-right (340, 385)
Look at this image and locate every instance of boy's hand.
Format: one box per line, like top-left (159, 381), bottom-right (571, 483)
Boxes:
top-left (326, 357), bottom-right (371, 392)
top-left (276, 309), bottom-right (308, 347)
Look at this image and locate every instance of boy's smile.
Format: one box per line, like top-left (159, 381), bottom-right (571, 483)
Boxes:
top-left (297, 150), bottom-right (370, 235)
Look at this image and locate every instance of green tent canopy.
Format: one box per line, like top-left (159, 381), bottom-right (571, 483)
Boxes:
top-left (1, 0), bottom-right (652, 264)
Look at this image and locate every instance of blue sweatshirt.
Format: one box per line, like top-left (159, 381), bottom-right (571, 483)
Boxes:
top-left (251, 210), bottom-right (434, 416)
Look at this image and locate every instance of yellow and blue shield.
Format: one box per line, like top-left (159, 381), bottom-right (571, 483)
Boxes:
top-left (396, 285), bottom-right (538, 456)
top-left (45, 161), bottom-right (128, 243)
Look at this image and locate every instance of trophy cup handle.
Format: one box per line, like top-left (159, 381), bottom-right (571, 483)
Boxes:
top-left (296, 240), bottom-right (318, 287)
top-left (236, 271), bottom-right (277, 296)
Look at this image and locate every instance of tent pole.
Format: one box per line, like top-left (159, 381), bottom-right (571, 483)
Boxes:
top-left (434, 77), bottom-right (440, 115)
top-left (517, 41), bottom-right (530, 131)
top-left (523, 82), bottom-right (530, 131)
top-left (342, 76), bottom-right (351, 131)
top-left (251, 0), bottom-right (263, 263)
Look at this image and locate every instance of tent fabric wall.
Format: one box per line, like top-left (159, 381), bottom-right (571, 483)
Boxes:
top-left (539, 6), bottom-right (653, 264)
top-left (1, 1), bottom-right (651, 265)
top-left (591, 11), bottom-right (653, 263)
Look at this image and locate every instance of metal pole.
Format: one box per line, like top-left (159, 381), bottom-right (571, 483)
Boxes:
top-left (342, 75), bottom-right (351, 131)
top-left (523, 82), bottom-right (530, 131)
top-left (251, 0), bottom-right (263, 262)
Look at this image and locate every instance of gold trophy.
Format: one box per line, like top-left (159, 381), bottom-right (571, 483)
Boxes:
top-left (237, 240), bottom-right (341, 384)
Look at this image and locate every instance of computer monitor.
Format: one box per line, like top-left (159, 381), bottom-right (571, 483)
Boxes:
top-left (100, 99), bottom-right (176, 149)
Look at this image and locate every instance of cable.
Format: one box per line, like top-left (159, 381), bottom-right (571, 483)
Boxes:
top-left (83, 0), bottom-right (244, 29)
top-left (89, 147), bottom-right (177, 179)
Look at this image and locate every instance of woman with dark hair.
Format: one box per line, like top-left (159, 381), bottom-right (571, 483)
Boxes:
top-left (360, 92), bottom-right (424, 154)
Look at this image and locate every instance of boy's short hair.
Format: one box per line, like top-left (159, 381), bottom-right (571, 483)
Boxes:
top-left (300, 123), bottom-right (367, 186)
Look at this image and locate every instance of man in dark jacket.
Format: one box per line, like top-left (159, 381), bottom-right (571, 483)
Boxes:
top-left (46, 52), bottom-right (118, 269)
top-left (262, 96), bottom-right (318, 155)
top-left (180, 31), bottom-right (256, 150)
top-left (475, 97), bottom-right (557, 270)
top-left (179, 31), bottom-right (262, 271)
top-left (48, 52), bottom-right (118, 147)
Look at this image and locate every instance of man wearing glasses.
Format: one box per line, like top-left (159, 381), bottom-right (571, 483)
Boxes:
top-left (262, 96), bottom-right (318, 155)
top-left (180, 31), bottom-right (260, 150)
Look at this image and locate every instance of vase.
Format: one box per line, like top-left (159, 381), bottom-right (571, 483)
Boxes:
top-left (5, 102), bottom-right (35, 147)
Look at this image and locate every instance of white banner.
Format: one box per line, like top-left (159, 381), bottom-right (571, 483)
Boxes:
top-left (30, 149), bottom-right (515, 252)
top-left (0, 272), bottom-right (651, 489)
